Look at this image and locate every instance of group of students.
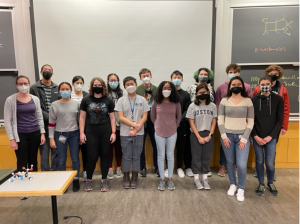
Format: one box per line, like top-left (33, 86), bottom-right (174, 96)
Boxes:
top-left (4, 63), bottom-right (289, 202)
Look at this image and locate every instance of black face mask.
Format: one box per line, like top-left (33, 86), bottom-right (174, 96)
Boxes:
top-left (93, 86), bottom-right (103, 94)
top-left (42, 71), bottom-right (52, 80)
top-left (230, 87), bottom-right (243, 94)
top-left (268, 75), bottom-right (278, 81)
top-left (196, 94), bottom-right (209, 101)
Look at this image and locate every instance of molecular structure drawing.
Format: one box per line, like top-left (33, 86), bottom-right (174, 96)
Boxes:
top-left (262, 15), bottom-right (292, 35)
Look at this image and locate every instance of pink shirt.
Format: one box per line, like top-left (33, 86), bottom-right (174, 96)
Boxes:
top-left (151, 101), bottom-right (181, 137)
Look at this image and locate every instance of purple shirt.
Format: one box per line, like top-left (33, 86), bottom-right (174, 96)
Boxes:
top-left (17, 99), bottom-right (40, 133)
top-left (150, 101), bottom-right (181, 137)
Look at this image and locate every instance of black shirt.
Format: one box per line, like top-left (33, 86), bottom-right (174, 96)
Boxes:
top-left (177, 89), bottom-right (191, 126)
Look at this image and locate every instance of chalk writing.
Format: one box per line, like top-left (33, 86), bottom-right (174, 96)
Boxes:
top-left (262, 15), bottom-right (293, 36)
top-left (255, 46), bottom-right (286, 53)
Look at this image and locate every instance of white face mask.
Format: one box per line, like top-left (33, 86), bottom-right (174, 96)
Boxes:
top-left (18, 85), bottom-right (30, 93)
top-left (142, 77), bottom-right (151, 84)
top-left (75, 84), bottom-right (83, 91)
top-left (126, 85), bottom-right (137, 94)
top-left (162, 90), bottom-right (171, 98)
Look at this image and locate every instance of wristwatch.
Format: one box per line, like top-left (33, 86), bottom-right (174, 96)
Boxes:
top-left (209, 133), bottom-right (213, 137)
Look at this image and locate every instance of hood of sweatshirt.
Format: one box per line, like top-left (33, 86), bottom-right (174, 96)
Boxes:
top-left (255, 93), bottom-right (273, 114)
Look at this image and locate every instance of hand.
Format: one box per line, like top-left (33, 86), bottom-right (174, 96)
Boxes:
top-left (238, 141), bottom-right (246, 149)
top-left (263, 136), bottom-right (272, 144)
top-left (110, 133), bottom-right (116, 143)
top-left (203, 136), bottom-right (211, 143)
top-left (50, 138), bottom-right (57, 148)
top-left (222, 138), bottom-right (231, 148)
top-left (80, 133), bottom-right (86, 144)
top-left (10, 139), bottom-right (18, 150)
top-left (134, 123), bottom-right (142, 131)
top-left (40, 134), bottom-right (45, 145)
top-left (254, 136), bottom-right (265, 146)
top-left (197, 136), bottom-right (205, 144)
top-left (280, 129), bottom-right (286, 135)
top-left (129, 129), bottom-right (137, 136)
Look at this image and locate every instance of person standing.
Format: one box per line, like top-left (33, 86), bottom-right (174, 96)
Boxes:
top-left (30, 64), bottom-right (59, 171)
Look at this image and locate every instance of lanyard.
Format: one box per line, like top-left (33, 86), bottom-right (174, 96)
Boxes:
top-left (128, 96), bottom-right (136, 119)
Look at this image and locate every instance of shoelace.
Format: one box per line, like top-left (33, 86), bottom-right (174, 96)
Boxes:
top-left (269, 183), bottom-right (276, 191)
top-left (258, 184), bottom-right (265, 191)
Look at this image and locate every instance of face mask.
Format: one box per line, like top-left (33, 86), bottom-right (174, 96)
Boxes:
top-left (75, 84), bottom-right (83, 91)
top-left (172, 79), bottom-right (182, 86)
top-left (230, 86), bottom-right (243, 94)
top-left (196, 94), bottom-right (209, 101)
top-left (260, 85), bottom-right (271, 93)
top-left (198, 76), bottom-right (208, 83)
top-left (142, 77), bottom-right (151, 84)
top-left (268, 74), bottom-right (278, 81)
top-left (42, 71), bottom-right (52, 80)
top-left (162, 90), bottom-right (171, 98)
top-left (228, 74), bottom-right (237, 80)
top-left (109, 82), bottom-right (119, 90)
top-left (60, 91), bottom-right (71, 99)
top-left (18, 85), bottom-right (30, 93)
top-left (126, 85), bottom-right (136, 94)
top-left (92, 86), bottom-right (103, 94)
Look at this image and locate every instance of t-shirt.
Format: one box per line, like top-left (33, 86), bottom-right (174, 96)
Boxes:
top-left (16, 99), bottom-right (40, 133)
top-left (71, 92), bottom-right (83, 103)
top-left (42, 85), bottom-right (52, 112)
top-left (80, 95), bottom-right (115, 133)
top-left (114, 94), bottom-right (149, 136)
top-left (186, 102), bottom-right (217, 132)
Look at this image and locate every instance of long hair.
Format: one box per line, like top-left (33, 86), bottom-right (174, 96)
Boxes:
top-left (226, 76), bottom-right (248, 98)
top-left (107, 73), bottom-right (123, 98)
top-left (88, 77), bottom-right (108, 96)
top-left (193, 67), bottom-right (214, 84)
top-left (154, 81), bottom-right (180, 104)
top-left (194, 84), bottom-right (211, 105)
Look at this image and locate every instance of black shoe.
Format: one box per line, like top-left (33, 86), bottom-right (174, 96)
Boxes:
top-left (140, 167), bottom-right (147, 177)
top-left (267, 182), bottom-right (278, 196)
top-left (73, 179), bottom-right (80, 192)
top-left (155, 167), bottom-right (160, 177)
top-left (255, 184), bottom-right (265, 196)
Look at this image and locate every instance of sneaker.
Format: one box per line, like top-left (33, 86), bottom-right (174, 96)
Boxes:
top-left (254, 170), bottom-right (257, 178)
top-left (194, 179), bottom-right (204, 190)
top-left (140, 167), bottom-right (147, 177)
top-left (185, 168), bottom-right (194, 177)
top-left (202, 179), bottom-right (211, 190)
top-left (85, 179), bottom-right (93, 192)
top-left (107, 170), bottom-right (114, 180)
top-left (164, 169), bottom-right (168, 178)
top-left (158, 179), bottom-right (166, 191)
top-left (19, 196), bottom-right (29, 200)
top-left (82, 171), bottom-right (87, 182)
top-left (72, 179), bottom-right (80, 192)
top-left (236, 189), bottom-right (245, 202)
top-left (218, 165), bottom-right (226, 177)
top-left (207, 171), bottom-right (212, 177)
top-left (227, 184), bottom-right (237, 196)
top-left (267, 182), bottom-right (278, 196)
top-left (155, 167), bottom-right (160, 177)
top-left (177, 168), bottom-right (185, 178)
top-left (100, 179), bottom-right (109, 192)
top-left (116, 169), bottom-right (123, 178)
top-left (255, 184), bottom-right (265, 196)
top-left (167, 179), bottom-right (175, 191)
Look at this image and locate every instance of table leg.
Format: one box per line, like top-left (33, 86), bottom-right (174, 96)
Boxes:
top-left (51, 196), bottom-right (58, 224)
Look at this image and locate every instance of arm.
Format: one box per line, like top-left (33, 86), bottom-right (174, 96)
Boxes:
top-left (4, 97), bottom-right (18, 150)
top-left (189, 118), bottom-right (205, 144)
top-left (246, 84), bottom-right (253, 97)
top-left (79, 110), bottom-right (87, 144)
top-left (48, 105), bottom-right (57, 148)
top-left (252, 86), bottom-right (260, 97)
top-left (150, 101), bottom-right (157, 124)
top-left (240, 100), bottom-right (254, 144)
top-left (176, 103), bottom-right (182, 128)
top-left (34, 97), bottom-right (45, 145)
top-left (109, 112), bottom-right (116, 143)
top-left (281, 87), bottom-right (290, 133)
top-left (215, 87), bottom-right (222, 108)
top-left (182, 94), bottom-right (191, 122)
top-left (118, 111), bottom-right (140, 129)
top-left (217, 100), bottom-right (227, 139)
top-left (270, 96), bottom-right (284, 138)
top-left (129, 111), bottom-right (148, 136)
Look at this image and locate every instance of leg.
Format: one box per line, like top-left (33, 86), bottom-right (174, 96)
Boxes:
top-left (176, 124), bottom-right (186, 169)
top-left (235, 138), bottom-right (250, 190)
top-left (68, 130), bottom-right (80, 178)
top-left (264, 139), bottom-right (277, 183)
top-left (155, 133), bottom-right (166, 179)
top-left (80, 143), bottom-right (87, 171)
top-left (253, 139), bottom-right (265, 185)
top-left (140, 127), bottom-right (147, 169)
top-left (132, 135), bottom-right (144, 172)
top-left (50, 129), bottom-right (58, 171)
top-left (99, 130), bottom-right (111, 180)
top-left (114, 130), bottom-right (122, 167)
top-left (200, 131), bottom-right (214, 174)
top-left (219, 144), bottom-right (227, 166)
top-left (40, 128), bottom-right (51, 171)
top-left (54, 132), bottom-right (68, 171)
top-left (15, 133), bottom-right (29, 172)
top-left (190, 132), bottom-right (202, 175)
top-left (109, 139), bottom-right (114, 168)
top-left (221, 134), bottom-right (236, 186)
top-left (184, 122), bottom-right (192, 169)
top-left (166, 132), bottom-right (177, 178)
top-left (147, 121), bottom-right (158, 169)
top-left (85, 132), bottom-right (100, 179)
top-left (121, 136), bottom-right (133, 172)
top-left (27, 130), bottom-right (41, 171)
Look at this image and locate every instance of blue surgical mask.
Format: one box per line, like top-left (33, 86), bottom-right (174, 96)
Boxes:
top-left (172, 79), bottom-right (182, 86)
top-left (228, 74), bottom-right (238, 80)
top-left (60, 91), bottom-right (71, 99)
top-left (109, 81), bottom-right (119, 90)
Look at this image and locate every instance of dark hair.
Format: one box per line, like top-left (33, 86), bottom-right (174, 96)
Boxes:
top-left (265, 64), bottom-right (283, 78)
top-left (16, 75), bottom-right (30, 84)
top-left (107, 73), bottom-right (123, 98)
top-left (226, 63), bottom-right (240, 74)
top-left (259, 75), bottom-right (273, 84)
top-left (40, 64), bottom-right (53, 72)
top-left (226, 76), bottom-right (248, 98)
top-left (194, 84), bottom-right (211, 105)
top-left (123, 76), bottom-right (137, 87)
top-left (88, 77), bottom-right (108, 96)
top-left (72, 76), bottom-right (84, 84)
top-left (58, 82), bottom-right (72, 91)
top-left (170, 70), bottom-right (183, 79)
top-left (193, 67), bottom-right (213, 84)
top-left (154, 81), bottom-right (180, 104)
top-left (139, 68), bottom-right (152, 78)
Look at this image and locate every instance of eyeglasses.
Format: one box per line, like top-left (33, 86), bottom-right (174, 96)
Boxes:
top-left (197, 92), bottom-right (208, 95)
top-left (17, 83), bottom-right (29, 86)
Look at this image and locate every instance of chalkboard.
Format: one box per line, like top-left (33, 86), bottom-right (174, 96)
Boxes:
top-left (0, 10), bottom-right (16, 70)
top-left (232, 6), bottom-right (299, 64)
top-left (240, 65), bottom-right (299, 118)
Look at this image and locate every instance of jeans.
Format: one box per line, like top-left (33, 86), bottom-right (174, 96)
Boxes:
top-left (253, 138), bottom-right (277, 184)
top-left (219, 144), bottom-right (227, 166)
top-left (109, 130), bottom-right (122, 168)
top-left (221, 133), bottom-right (250, 189)
top-left (155, 132), bottom-right (177, 179)
top-left (176, 122), bottom-right (186, 169)
top-left (54, 130), bottom-right (80, 178)
top-left (40, 127), bottom-right (58, 171)
top-left (184, 122), bottom-right (192, 169)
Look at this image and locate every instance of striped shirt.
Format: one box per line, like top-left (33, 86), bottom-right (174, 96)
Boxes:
top-left (42, 85), bottom-right (52, 112)
top-left (218, 97), bottom-right (254, 143)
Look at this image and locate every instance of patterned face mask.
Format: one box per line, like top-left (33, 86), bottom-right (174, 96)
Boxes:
top-left (260, 85), bottom-right (271, 93)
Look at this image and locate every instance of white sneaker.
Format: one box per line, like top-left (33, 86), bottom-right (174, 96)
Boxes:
top-left (164, 169), bottom-right (168, 178)
top-left (177, 168), bottom-right (185, 178)
top-left (185, 168), bottom-right (194, 177)
top-left (227, 184), bottom-right (237, 196)
top-left (236, 189), bottom-right (245, 202)
top-left (207, 171), bottom-right (212, 177)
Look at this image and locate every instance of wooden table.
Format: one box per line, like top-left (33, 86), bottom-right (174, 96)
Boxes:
top-left (0, 170), bottom-right (77, 224)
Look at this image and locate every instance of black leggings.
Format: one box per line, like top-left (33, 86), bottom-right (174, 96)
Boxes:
top-left (80, 143), bottom-right (87, 171)
top-left (86, 130), bottom-right (111, 180)
top-left (15, 130), bottom-right (41, 172)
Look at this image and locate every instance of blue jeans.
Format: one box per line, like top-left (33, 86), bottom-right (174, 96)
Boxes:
top-left (54, 130), bottom-right (80, 178)
top-left (40, 127), bottom-right (58, 171)
top-left (155, 132), bottom-right (177, 179)
top-left (221, 133), bottom-right (250, 189)
top-left (253, 138), bottom-right (277, 184)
